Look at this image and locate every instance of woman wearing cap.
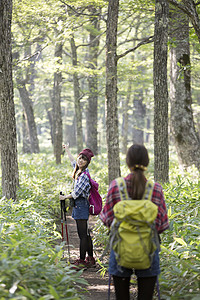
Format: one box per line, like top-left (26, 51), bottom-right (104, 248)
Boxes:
top-left (59, 144), bottom-right (95, 269)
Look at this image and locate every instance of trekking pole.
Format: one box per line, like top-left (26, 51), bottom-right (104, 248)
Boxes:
top-left (60, 192), bottom-right (71, 260)
top-left (62, 197), bottom-right (70, 260)
top-left (60, 192), bottom-right (64, 242)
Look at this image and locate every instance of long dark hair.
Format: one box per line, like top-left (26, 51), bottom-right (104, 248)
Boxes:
top-left (72, 154), bottom-right (89, 180)
top-left (126, 144), bottom-right (149, 199)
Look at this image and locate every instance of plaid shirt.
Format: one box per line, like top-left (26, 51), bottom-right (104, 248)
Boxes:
top-left (100, 173), bottom-right (169, 234)
top-left (71, 161), bottom-right (91, 199)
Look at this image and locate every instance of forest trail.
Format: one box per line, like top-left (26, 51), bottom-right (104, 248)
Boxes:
top-left (60, 214), bottom-right (116, 300)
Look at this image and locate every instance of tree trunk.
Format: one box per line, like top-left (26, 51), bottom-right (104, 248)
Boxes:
top-left (122, 80), bottom-right (132, 154)
top-left (16, 77), bottom-right (40, 153)
top-left (52, 42), bottom-right (63, 164)
top-left (0, 0), bottom-right (19, 200)
top-left (22, 112), bottom-right (31, 153)
top-left (45, 99), bottom-right (54, 145)
top-left (153, 0), bottom-right (169, 183)
top-left (168, 0), bottom-right (200, 44)
top-left (169, 6), bottom-right (200, 169)
top-left (86, 6), bottom-right (100, 155)
top-left (146, 116), bottom-right (151, 143)
top-left (105, 0), bottom-right (121, 183)
top-left (132, 90), bottom-right (146, 145)
top-left (70, 35), bottom-right (83, 153)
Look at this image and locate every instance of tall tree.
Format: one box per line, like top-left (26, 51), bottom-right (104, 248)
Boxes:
top-left (169, 6), bottom-right (200, 169)
top-left (22, 112), bottom-right (31, 153)
top-left (132, 96), bottom-right (146, 145)
top-left (122, 80), bottom-right (132, 154)
top-left (70, 34), bottom-right (83, 153)
top-left (154, 0), bottom-right (169, 183)
top-left (15, 73), bottom-right (40, 154)
top-left (86, 6), bottom-right (100, 155)
top-left (105, 0), bottom-right (121, 183)
top-left (13, 45), bottom-right (40, 154)
top-left (52, 39), bottom-right (63, 164)
top-left (0, 0), bottom-right (19, 199)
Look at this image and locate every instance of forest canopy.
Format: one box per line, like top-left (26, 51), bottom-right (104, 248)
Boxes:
top-left (11, 0), bottom-right (200, 161)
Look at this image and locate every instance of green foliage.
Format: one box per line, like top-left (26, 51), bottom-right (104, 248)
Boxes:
top-left (1, 151), bottom-right (200, 298)
top-left (0, 153), bottom-right (87, 299)
top-left (159, 173), bottom-right (200, 299)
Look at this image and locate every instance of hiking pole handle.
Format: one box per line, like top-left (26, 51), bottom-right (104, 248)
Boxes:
top-left (60, 191), bottom-right (64, 210)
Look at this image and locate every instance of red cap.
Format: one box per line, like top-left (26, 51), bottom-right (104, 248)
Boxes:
top-left (79, 148), bottom-right (94, 162)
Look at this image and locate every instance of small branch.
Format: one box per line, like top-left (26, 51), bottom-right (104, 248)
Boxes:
top-left (14, 43), bottom-right (48, 66)
top-left (63, 48), bottom-right (71, 58)
top-left (168, 0), bottom-right (192, 15)
top-left (76, 30), bottom-right (106, 49)
top-left (118, 37), bottom-right (151, 47)
top-left (117, 36), bottom-right (154, 61)
top-left (59, 0), bottom-right (101, 17)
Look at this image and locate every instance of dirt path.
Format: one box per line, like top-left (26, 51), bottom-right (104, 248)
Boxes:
top-left (61, 214), bottom-right (116, 300)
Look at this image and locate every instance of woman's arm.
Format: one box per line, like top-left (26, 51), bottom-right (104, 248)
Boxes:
top-left (59, 193), bottom-right (73, 200)
top-left (63, 144), bottom-right (75, 163)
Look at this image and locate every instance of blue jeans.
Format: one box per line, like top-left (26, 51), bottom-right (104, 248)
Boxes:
top-left (109, 249), bottom-right (160, 278)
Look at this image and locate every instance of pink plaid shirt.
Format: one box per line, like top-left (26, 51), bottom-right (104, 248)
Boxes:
top-left (100, 174), bottom-right (169, 234)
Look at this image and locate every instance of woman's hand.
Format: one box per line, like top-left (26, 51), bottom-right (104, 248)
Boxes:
top-left (63, 143), bottom-right (75, 163)
top-left (59, 194), bottom-right (73, 200)
top-left (59, 194), bottom-right (66, 201)
top-left (63, 143), bottom-right (69, 151)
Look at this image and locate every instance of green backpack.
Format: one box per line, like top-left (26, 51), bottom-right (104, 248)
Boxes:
top-left (110, 177), bottom-right (159, 270)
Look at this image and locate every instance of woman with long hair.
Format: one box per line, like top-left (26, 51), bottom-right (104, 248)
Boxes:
top-left (100, 144), bottom-right (169, 299)
top-left (59, 144), bottom-right (95, 269)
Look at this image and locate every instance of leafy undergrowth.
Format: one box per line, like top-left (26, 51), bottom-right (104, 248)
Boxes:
top-left (0, 153), bottom-right (88, 299)
top-left (0, 151), bottom-right (200, 299)
top-left (159, 169), bottom-right (200, 299)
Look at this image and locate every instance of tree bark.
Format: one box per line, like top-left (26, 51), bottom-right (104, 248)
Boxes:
top-left (132, 90), bottom-right (146, 145)
top-left (45, 98), bottom-right (54, 145)
top-left (154, 0), bottom-right (169, 183)
top-left (86, 6), bottom-right (100, 155)
top-left (13, 42), bottom-right (41, 154)
top-left (52, 42), bottom-right (63, 164)
top-left (16, 76), bottom-right (40, 153)
top-left (105, 0), bottom-right (121, 183)
top-left (22, 112), bottom-right (31, 153)
top-left (168, 0), bottom-right (200, 43)
top-left (122, 80), bottom-right (132, 154)
top-left (169, 5), bottom-right (200, 169)
top-left (0, 0), bottom-right (19, 200)
top-left (70, 35), bottom-right (83, 153)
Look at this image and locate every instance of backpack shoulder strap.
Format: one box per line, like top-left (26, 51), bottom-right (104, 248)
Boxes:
top-left (83, 171), bottom-right (91, 181)
top-left (115, 177), bottom-right (130, 201)
top-left (116, 177), bottom-right (155, 201)
top-left (143, 180), bottom-right (155, 201)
